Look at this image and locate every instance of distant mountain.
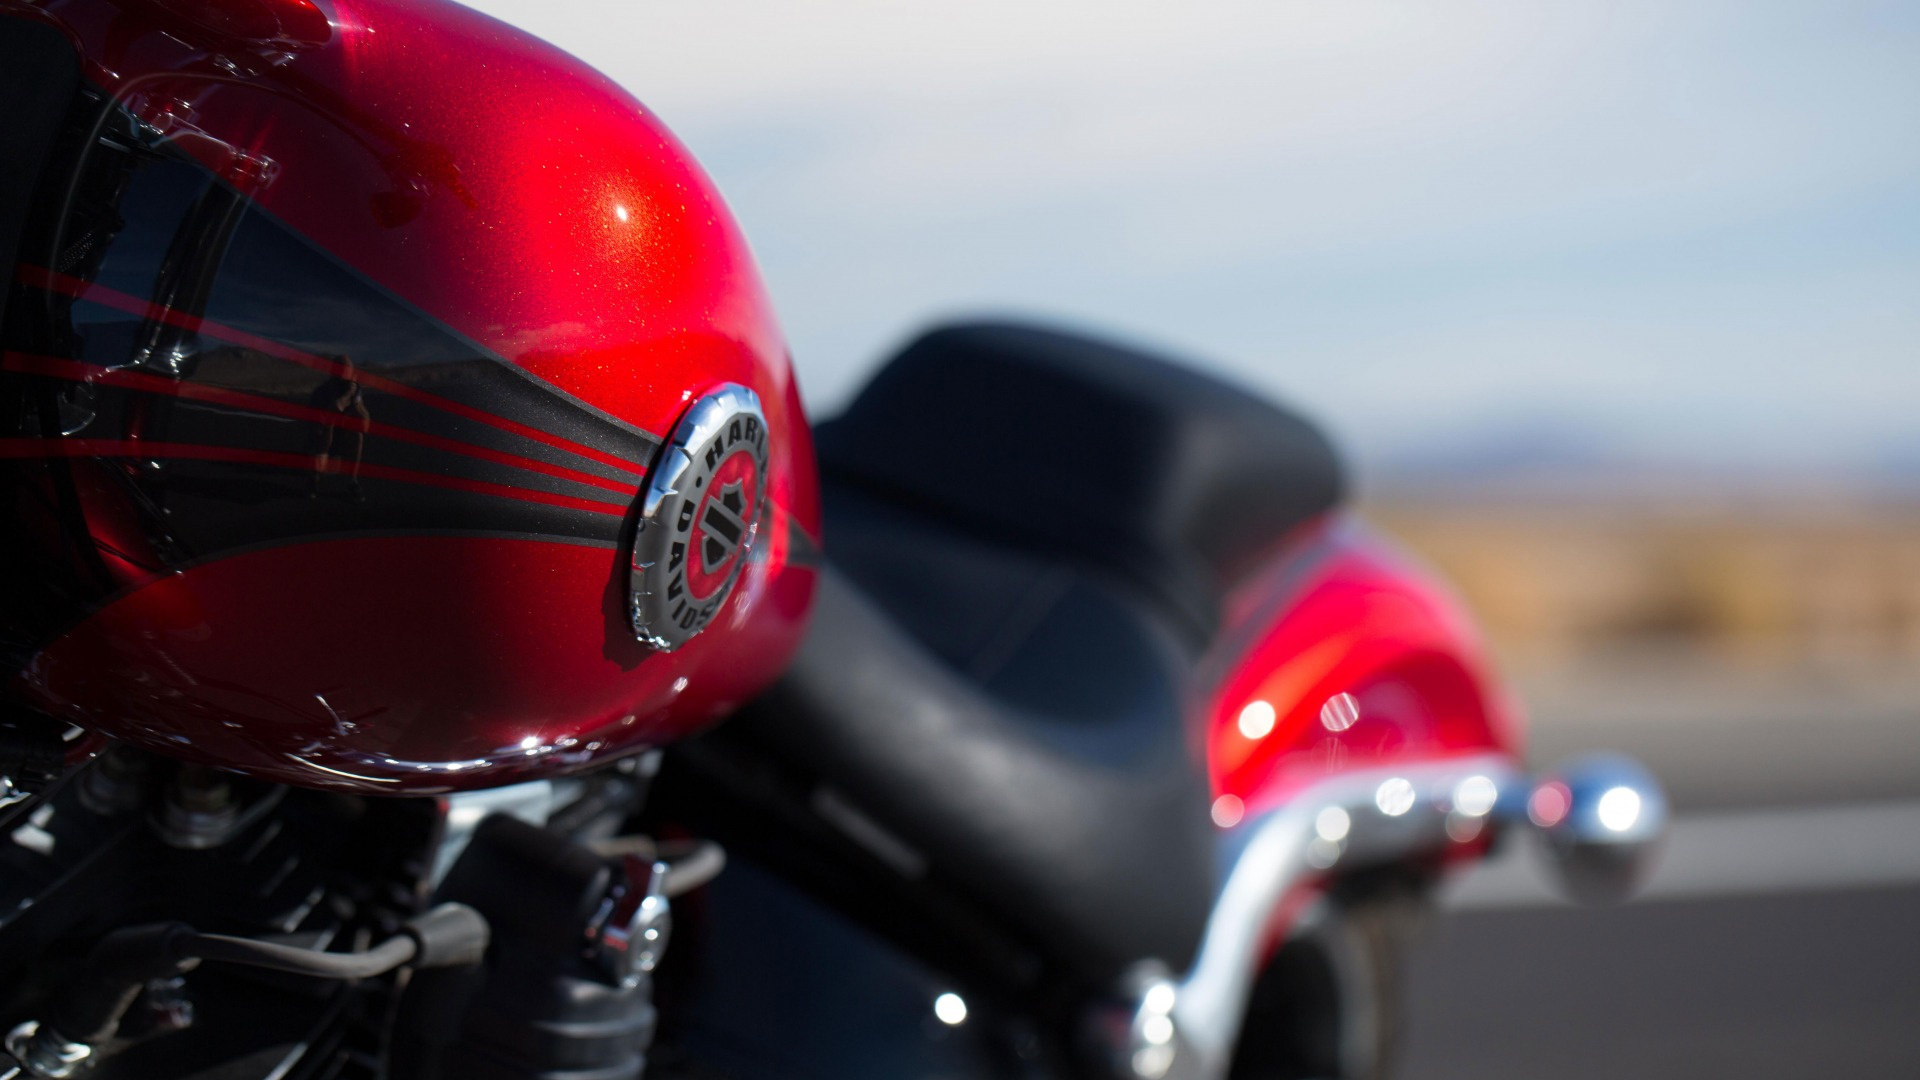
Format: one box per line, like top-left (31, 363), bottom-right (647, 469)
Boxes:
top-left (1363, 420), bottom-right (1920, 505)
top-left (1368, 418), bottom-right (1622, 480)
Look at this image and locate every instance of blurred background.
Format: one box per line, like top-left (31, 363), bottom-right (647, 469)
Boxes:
top-left (468, 2), bottom-right (1919, 1075)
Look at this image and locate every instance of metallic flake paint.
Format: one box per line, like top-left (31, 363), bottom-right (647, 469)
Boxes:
top-left (0, 0), bottom-right (819, 790)
top-left (1203, 519), bottom-right (1524, 815)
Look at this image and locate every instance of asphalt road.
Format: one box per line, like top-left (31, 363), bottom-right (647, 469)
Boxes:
top-left (1395, 673), bottom-right (1920, 1078)
top-left (1401, 884), bottom-right (1920, 1079)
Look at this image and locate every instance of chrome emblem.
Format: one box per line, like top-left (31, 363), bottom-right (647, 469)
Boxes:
top-left (629, 384), bottom-right (769, 651)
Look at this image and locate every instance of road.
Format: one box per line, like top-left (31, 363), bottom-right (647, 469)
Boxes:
top-left (1402, 884), bottom-right (1920, 1079)
top-left (1396, 668), bottom-right (1920, 1079)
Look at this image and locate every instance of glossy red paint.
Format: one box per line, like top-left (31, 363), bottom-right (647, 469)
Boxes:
top-left (1202, 519), bottom-right (1525, 816)
top-left (25, 532), bottom-right (812, 791)
top-left (9, 0), bottom-right (789, 436)
top-left (2, 0), bottom-right (819, 791)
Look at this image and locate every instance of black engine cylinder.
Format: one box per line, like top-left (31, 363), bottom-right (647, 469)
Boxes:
top-left (394, 815), bottom-right (655, 1080)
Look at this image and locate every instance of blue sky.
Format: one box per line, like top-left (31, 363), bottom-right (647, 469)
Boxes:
top-left (466, 0), bottom-right (1920, 487)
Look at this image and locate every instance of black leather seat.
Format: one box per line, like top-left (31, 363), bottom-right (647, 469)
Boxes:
top-left (742, 323), bottom-right (1344, 980)
top-left (815, 321), bottom-right (1344, 639)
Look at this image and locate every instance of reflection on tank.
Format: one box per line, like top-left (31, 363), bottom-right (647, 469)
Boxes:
top-left (132, 172), bottom-right (246, 378)
top-left (307, 356), bottom-right (370, 501)
top-left (0, 79), bottom-right (657, 676)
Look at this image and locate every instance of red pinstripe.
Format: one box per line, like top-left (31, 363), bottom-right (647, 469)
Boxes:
top-left (1, 350), bottom-right (636, 498)
top-left (15, 264), bottom-right (649, 479)
top-left (0, 437), bottom-right (627, 517)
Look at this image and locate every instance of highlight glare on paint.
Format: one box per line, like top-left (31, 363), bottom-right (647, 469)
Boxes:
top-left (1237, 699), bottom-right (1276, 739)
top-left (1452, 775), bottom-right (1498, 817)
top-left (1315, 805), bottom-right (1351, 843)
top-left (934, 992), bottom-right (967, 1025)
top-left (1445, 812), bottom-right (1485, 843)
top-left (1141, 1014), bottom-right (1174, 1046)
top-left (1320, 692), bottom-right (1360, 732)
top-left (1528, 781), bottom-right (1572, 828)
top-left (1375, 777), bottom-right (1416, 817)
top-left (1598, 786), bottom-right (1642, 832)
top-left (1133, 1045), bottom-right (1175, 1080)
top-left (1141, 982), bottom-right (1176, 1015)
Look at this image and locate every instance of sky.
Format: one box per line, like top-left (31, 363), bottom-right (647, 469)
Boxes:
top-left (461, 0), bottom-right (1920, 489)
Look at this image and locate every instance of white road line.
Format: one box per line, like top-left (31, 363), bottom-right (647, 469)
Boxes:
top-left (1443, 800), bottom-right (1920, 910)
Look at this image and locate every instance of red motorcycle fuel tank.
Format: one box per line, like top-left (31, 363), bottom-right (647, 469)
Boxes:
top-left (0, 0), bottom-right (821, 792)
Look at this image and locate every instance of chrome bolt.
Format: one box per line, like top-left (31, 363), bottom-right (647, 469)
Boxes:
top-left (588, 857), bottom-right (672, 987)
top-left (5, 1021), bottom-right (90, 1079)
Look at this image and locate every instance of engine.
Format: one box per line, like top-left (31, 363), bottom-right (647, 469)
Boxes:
top-left (0, 734), bottom-right (691, 1080)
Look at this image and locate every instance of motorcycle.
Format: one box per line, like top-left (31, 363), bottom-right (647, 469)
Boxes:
top-left (0, 1), bottom-right (1668, 1077)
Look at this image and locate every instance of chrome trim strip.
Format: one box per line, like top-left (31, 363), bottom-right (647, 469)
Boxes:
top-left (1170, 753), bottom-right (1522, 1080)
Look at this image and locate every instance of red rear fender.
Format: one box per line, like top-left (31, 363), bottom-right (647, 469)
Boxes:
top-left (1205, 519), bottom-right (1524, 813)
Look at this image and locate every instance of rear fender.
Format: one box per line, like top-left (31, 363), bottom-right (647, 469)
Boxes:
top-left (1204, 517), bottom-right (1524, 816)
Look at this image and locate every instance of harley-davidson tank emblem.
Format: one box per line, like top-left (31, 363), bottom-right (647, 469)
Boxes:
top-left (629, 384), bottom-right (770, 650)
